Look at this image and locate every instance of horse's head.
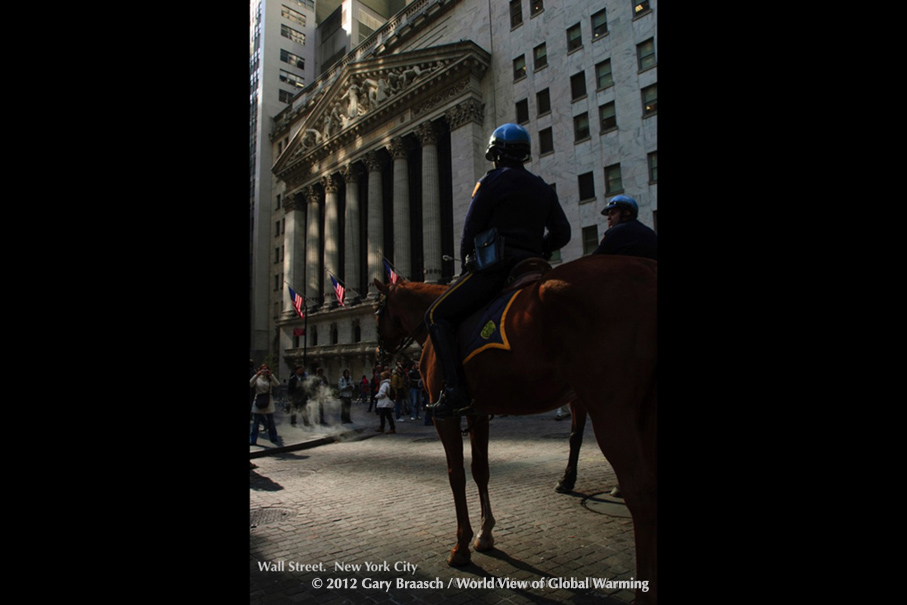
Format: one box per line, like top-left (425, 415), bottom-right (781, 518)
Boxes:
top-left (374, 278), bottom-right (413, 365)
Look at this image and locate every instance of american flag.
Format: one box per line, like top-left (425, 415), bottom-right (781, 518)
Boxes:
top-left (330, 274), bottom-right (345, 306)
top-left (288, 286), bottom-right (305, 319)
top-left (383, 259), bottom-right (399, 284)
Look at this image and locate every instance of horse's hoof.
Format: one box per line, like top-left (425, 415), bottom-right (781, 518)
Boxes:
top-left (447, 549), bottom-right (471, 567)
top-left (555, 481), bottom-right (574, 493)
top-left (474, 536), bottom-right (495, 552)
top-left (610, 486), bottom-right (622, 498)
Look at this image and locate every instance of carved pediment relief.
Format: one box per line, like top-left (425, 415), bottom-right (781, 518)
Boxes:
top-left (273, 40), bottom-right (489, 187)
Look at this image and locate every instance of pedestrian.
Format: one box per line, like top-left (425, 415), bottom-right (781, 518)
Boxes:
top-left (408, 365), bottom-right (423, 421)
top-left (288, 365), bottom-right (310, 426)
top-left (392, 364), bottom-right (407, 421)
top-left (374, 370), bottom-right (396, 434)
top-left (359, 375), bottom-right (369, 403)
top-left (312, 367), bottom-right (329, 425)
top-left (250, 364), bottom-right (282, 446)
top-left (593, 195), bottom-right (657, 260)
top-left (424, 123), bottom-right (571, 418)
top-left (338, 369), bottom-right (355, 424)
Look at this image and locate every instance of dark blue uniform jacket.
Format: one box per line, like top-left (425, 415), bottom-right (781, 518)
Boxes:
top-left (593, 219), bottom-right (658, 260)
top-left (460, 165), bottom-right (571, 271)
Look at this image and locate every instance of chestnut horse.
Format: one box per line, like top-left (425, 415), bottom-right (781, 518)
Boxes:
top-left (374, 254), bottom-right (657, 603)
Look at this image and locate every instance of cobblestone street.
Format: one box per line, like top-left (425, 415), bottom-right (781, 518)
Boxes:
top-left (250, 403), bottom-right (644, 604)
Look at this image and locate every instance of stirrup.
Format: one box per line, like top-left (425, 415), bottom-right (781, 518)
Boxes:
top-left (427, 388), bottom-right (471, 419)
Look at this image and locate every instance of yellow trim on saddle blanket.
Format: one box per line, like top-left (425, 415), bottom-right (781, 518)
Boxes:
top-left (462, 289), bottom-right (522, 364)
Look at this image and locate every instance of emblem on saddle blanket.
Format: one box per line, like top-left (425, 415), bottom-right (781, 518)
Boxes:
top-left (458, 289), bottom-right (521, 364)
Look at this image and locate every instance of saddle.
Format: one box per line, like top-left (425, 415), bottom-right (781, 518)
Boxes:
top-left (457, 258), bottom-right (551, 364)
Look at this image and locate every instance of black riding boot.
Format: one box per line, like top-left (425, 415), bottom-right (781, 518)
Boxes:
top-left (425, 321), bottom-right (472, 418)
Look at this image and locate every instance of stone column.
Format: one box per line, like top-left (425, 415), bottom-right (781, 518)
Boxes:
top-left (365, 150), bottom-right (385, 298)
top-left (305, 186), bottom-right (322, 304)
top-left (415, 121), bottom-right (442, 283)
top-left (341, 162), bottom-right (362, 304)
top-left (283, 191), bottom-right (306, 317)
top-left (389, 137), bottom-right (410, 282)
top-left (445, 99), bottom-right (486, 276)
top-left (323, 174), bottom-right (341, 307)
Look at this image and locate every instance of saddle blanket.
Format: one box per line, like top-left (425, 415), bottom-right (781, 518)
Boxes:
top-left (458, 288), bottom-right (522, 364)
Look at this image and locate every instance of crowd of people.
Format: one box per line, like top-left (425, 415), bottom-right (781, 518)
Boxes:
top-left (249, 359), bottom-right (432, 446)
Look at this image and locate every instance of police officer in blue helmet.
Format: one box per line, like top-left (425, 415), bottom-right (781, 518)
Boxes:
top-left (594, 194), bottom-right (657, 260)
top-left (424, 123), bottom-right (571, 418)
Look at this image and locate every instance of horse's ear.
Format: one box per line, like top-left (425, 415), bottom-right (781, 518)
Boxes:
top-left (374, 278), bottom-right (388, 294)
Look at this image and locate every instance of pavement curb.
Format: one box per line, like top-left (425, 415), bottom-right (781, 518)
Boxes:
top-left (250, 427), bottom-right (369, 458)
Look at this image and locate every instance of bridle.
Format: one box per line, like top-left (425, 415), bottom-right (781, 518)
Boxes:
top-left (375, 285), bottom-right (426, 365)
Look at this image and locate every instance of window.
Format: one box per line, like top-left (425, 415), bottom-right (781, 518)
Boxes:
top-left (510, 0), bottom-right (523, 28)
top-left (570, 72), bottom-right (587, 101)
top-left (537, 88), bottom-right (551, 116)
top-left (274, 274), bottom-right (280, 290)
top-left (275, 247), bottom-right (280, 263)
top-left (578, 172), bottom-right (595, 201)
top-left (599, 101), bottom-right (617, 132)
top-left (533, 43), bottom-right (547, 70)
top-left (516, 99), bottom-right (529, 124)
top-left (595, 60), bottom-right (613, 89)
top-left (648, 151), bottom-right (658, 183)
top-left (642, 84), bottom-right (657, 116)
top-left (280, 69), bottom-right (305, 88)
top-left (274, 301), bottom-right (280, 319)
top-left (281, 6), bottom-right (306, 26)
top-left (279, 89), bottom-right (295, 103)
top-left (280, 24), bottom-right (306, 45)
top-left (330, 323), bottom-right (338, 345)
top-left (592, 9), bottom-right (608, 39)
top-left (275, 224), bottom-right (281, 239)
top-left (604, 164), bottom-right (623, 194)
top-left (634, 1), bottom-right (651, 17)
top-left (582, 225), bottom-right (599, 255)
top-left (280, 49), bottom-right (305, 69)
top-left (539, 127), bottom-right (554, 154)
top-left (276, 194), bottom-right (282, 209)
top-left (567, 23), bottom-right (582, 52)
top-left (637, 38), bottom-right (656, 71)
top-left (513, 55), bottom-right (527, 80)
top-left (574, 113), bottom-right (590, 142)
top-left (530, 1), bottom-right (544, 16)
top-left (311, 325), bottom-right (318, 347)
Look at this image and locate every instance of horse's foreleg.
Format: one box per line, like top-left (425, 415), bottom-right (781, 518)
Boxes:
top-left (467, 414), bottom-right (495, 552)
top-left (555, 402), bottom-right (587, 493)
top-left (434, 416), bottom-right (473, 566)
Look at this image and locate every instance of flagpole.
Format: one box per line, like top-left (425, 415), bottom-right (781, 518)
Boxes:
top-left (285, 281), bottom-right (312, 370)
top-left (328, 273), bottom-right (363, 305)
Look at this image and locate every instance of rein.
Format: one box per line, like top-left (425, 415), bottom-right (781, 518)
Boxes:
top-left (375, 289), bottom-right (426, 365)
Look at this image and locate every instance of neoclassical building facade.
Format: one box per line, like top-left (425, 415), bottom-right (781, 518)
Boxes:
top-left (264, 0), bottom-right (657, 382)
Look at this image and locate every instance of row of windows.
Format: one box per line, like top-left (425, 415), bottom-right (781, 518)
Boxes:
top-left (280, 68), bottom-right (306, 88)
top-left (515, 83), bottom-right (656, 154)
top-left (281, 5), bottom-right (306, 27)
top-left (280, 23), bottom-right (306, 45)
top-left (514, 37), bottom-right (655, 83)
top-left (280, 49), bottom-right (305, 69)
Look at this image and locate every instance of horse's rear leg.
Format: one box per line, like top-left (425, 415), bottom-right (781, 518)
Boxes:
top-left (434, 416), bottom-right (473, 566)
top-left (585, 385), bottom-right (658, 604)
top-left (555, 402), bottom-right (586, 493)
top-left (468, 414), bottom-right (495, 552)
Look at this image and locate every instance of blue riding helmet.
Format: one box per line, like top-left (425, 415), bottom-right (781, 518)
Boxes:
top-left (601, 195), bottom-right (639, 219)
top-left (485, 123), bottom-right (531, 162)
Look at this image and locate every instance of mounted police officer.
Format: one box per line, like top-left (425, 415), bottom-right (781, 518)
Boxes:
top-left (424, 123), bottom-right (571, 418)
top-left (593, 195), bottom-right (657, 260)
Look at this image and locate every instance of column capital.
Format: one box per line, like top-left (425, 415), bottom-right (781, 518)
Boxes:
top-left (388, 137), bottom-right (408, 160)
top-left (322, 174), bottom-right (338, 193)
top-left (364, 150), bottom-right (385, 172)
top-left (415, 121), bottom-right (438, 147)
top-left (340, 162), bottom-right (362, 184)
top-left (445, 98), bottom-right (485, 131)
top-left (284, 190), bottom-right (306, 212)
top-left (305, 185), bottom-right (320, 205)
